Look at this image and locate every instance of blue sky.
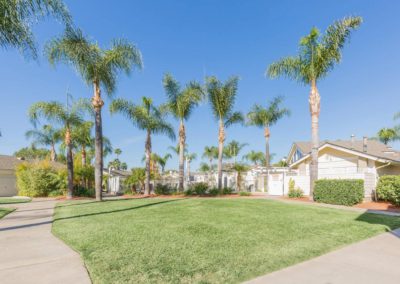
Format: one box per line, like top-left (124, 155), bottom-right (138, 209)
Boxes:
top-left (1, 0), bottom-right (400, 170)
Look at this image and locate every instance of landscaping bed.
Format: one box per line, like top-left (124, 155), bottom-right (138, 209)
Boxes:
top-left (53, 198), bottom-right (400, 284)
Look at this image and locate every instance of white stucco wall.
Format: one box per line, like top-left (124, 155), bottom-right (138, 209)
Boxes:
top-left (0, 170), bottom-right (18, 197)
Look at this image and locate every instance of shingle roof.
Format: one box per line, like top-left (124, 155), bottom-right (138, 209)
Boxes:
top-left (293, 139), bottom-right (400, 162)
top-left (0, 155), bottom-right (65, 170)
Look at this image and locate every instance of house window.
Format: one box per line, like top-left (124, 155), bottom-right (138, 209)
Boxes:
top-left (292, 148), bottom-right (303, 163)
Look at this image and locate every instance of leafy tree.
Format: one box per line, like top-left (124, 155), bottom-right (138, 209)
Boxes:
top-left (1, 0), bottom-right (71, 59)
top-left (163, 74), bottom-right (203, 191)
top-left (223, 140), bottom-right (248, 164)
top-left (110, 97), bottom-right (175, 194)
top-left (243, 150), bottom-right (266, 166)
top-left (273, 159), bottom-right (289, 167)
top-left (247, 96), bottom-right (290, 167)
top-left (185, 153), bottom-right (197, 180)
top-left (28, 100), bottom-right (83, 199)
top-left (45, 27), bottom-right (142, 201)
top-left (206, 76), bottom-right (244, 191)
top-left (14, 145), bottom-right (50, 160)
top-left (375, 128), bottom-right (398, 145)
top-left (25, 124), bottom-right (61, 161)
top-left (202, 146), bottom-right (218, 170)
top-left (267, 16), bottom-right (362, 196)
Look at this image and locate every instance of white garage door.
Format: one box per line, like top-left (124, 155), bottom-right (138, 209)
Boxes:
top-left (0, 174), bottom-right (17, 197)
top-left (268, 173), bottom-right (284, 195)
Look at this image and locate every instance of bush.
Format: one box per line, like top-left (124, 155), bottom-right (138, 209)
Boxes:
top-left (314, 179), bottom-right (364, 206)
top-left (288, 179), bottom-right (303, 198)
top-left (239, 191), bottom-right (251, 196)
top-left (222, 187), bottom-right (234, 195)
top-left (154, 184), bottom-right (176, 195)
top-left (208, 188), bottom-right (219, 196)
top-left (16, 161), bottom-right (66, 197)
top-left (185, 182), bottom-right (209, 196)
top-left (376, 175), bottom-right (400, 206)
top-left (73, 185), bottom-right (95, 197)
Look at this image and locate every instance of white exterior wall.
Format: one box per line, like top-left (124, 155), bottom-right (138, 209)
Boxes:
top-left (0, 169), bottom-right (18, 197)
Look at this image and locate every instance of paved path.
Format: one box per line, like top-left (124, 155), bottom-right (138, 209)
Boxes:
top-left (246, 228), bottom-right (400, 284)
top-left (0, 198), bottom-right (91, 284)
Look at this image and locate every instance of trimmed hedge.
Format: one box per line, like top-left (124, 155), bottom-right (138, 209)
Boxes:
top-left (314, 179), bottom-right (364, 206)
top-left (376, 175), bottom-right (400, 206)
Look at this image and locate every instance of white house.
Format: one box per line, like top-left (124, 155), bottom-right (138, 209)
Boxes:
top-left (0, 155), bottom-right (24, 197)
top-left (286, 137), bottom-right (400, 199)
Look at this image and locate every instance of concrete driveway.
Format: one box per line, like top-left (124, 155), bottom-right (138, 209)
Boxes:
top-left (0, 198), bottom-right (91, 284)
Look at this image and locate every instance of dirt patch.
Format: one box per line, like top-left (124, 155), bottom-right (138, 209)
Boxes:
top-left (354, 201), bottom-right (400, 213)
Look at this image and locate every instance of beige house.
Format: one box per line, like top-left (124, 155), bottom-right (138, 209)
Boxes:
top-left (287, 137), bottom-right (400, 199)
top-left (0, 155), bottom-right (24, 197)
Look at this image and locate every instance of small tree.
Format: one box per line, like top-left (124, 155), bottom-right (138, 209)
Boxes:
top-left (25, 125), bottom-right (61, 161)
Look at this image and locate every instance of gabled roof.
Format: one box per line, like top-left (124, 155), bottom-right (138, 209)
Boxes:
top-left (0, 155), bottom-right (65, 171)
top-left (289, 139), bottom-right (400, 166)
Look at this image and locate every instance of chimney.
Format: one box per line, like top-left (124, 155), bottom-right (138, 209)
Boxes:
top-left (363, 136), bottom-right (368, 153)
top-left (351, 134), bottom-right (355, 149)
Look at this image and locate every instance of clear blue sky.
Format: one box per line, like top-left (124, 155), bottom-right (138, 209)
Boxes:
top-left (1, 0), bottom-right (400, 170)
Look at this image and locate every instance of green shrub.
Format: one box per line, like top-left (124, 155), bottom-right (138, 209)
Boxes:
top-left (222, 187), bottom-right (234, 195)
top-left (208, 188), bottom-right (219, 196)
top-left (155, 184), bottom-right (176, 195)
top-left (314, 179), bottom-right (364, 206)
top-left (239, 191), bottom-right (251, 196)
top-left (376, 175), bottom-right (400, 206)
top-left (73, 185), bottom-right (95, 197)
top-left (288, 179), bottom-right (303, 198)
top-left (184, 188), bottom-right (194, 196)
top-left (16, 161), bottom-right (66, 197)
top-left (186, 182), bottom-right (209, 195)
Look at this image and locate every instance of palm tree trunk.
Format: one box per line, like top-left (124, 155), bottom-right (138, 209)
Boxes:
top-left (65, 127), bottom-right (74, 199)
top-left (50, 143), bottom-right (57, 162)
top-left (92, 82), bottom-right (104, 201)
top-left (218, 120), bottom-right (225, 191)
top-left (264, 127), bottom-right (270, 167)
top-left (178, 120), bottom-right (185, 192)
top-left (309, 80), bottom-right (320, 200)
top-left (145, 129), bottom-right (151, 195)
top-left (187, 159), bottom-right (191, 181)
top-left (81, 145), bottom-right (86, 166)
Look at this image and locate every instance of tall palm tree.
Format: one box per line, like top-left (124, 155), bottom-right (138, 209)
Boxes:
top-left (224, 140), bottom-right (248, 164)
top-left (243, 150), bottom-right (266, 166)
top-left (376, 128), bottom-right (398, 145)
top-left (28, 100), bottom-right (83, 199)
top-left (202, 146), bottom-right (218, 170)
top-left (206, 76), bottom-right (244, 191)
top-left (247, 96), bottom-right (290, 167)
top-left (110, 97), bottom-right (175, 195)
top-left (25, 125), bottom-right (61, 161)
top-left (163, 74), bottom-right (203, 191)
top-left (1, 0), bottom-right (71, 59)
top-left (45, 28), bottom-right (142, 201)
top-left (114, 148), bottom-right (122, 159)
top-left (267, 16), bottom-right (362, 196)
top-left (185, 153), bottom-right (197, 180)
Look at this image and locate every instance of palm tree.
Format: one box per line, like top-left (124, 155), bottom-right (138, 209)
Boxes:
top-left (199, 162), bottom-right (211, 173)
top-left (45, 27), bottom-right (142, 201)
top-left (232, 163), bottom-right (249, 192)
top-left (202, 146), bottom-right (218, 170)
top-left (28, 100), bottom-right (83, 199)
top-left (185, 153), bottom-right (197, 181)
top-left (267, 16), bottom-right (362, 196)
top-left (1, 0), bottom-right (71, 59)
top-left (25, 125), bottom-right (61, 161)
top-left (247, 96), bottom-right (290, 167)
top-left (206, 76), bottom-right (244, 191)
top-left (71, 121), bottom-right (93, 166)
top-left (224, 140), bottom-right (248, 164)
top-left (375, 128), bottom-right (398, 145)
top-left (163, 74), bottom-right (203, 191)
top-left (156, 153), bottom-right (172, 173)
top-left (243, 151), bottom-right (266, 166)
top-left (110, 97), bottom-right (175, 195)
top-left (114, 148), bottom-right (122, 159)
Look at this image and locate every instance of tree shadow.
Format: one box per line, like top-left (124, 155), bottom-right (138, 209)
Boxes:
top-left (0, 221), bottom-right (53, 232)
top-left (54, 198), bottom-right (186, 222)
top-left (355, 211), bottom-right (400, 238)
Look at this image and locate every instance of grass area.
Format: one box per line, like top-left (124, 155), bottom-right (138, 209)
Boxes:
top-left (0, 197), bottom-right (31, 204)
top-left (53, 198), bottom-right (400, 284)
top-left (0, 207), bottom-right (15, 219)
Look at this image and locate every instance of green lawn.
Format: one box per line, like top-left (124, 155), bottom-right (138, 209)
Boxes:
top-left (0, 197), bottom-right (31, 204)
top-left (0, 207), bottom-right (15, 219)
top-left (53, 198), bottom-right (400, 284)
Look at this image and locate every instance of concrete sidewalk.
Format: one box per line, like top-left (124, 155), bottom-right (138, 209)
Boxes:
top-left (0, 198), bottom-right (91, 284)
top-left (245, 228), bottom-right (400, 284)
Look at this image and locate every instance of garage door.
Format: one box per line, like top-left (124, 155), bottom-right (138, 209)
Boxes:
top-left (0, 174), bottom-right (17, 197)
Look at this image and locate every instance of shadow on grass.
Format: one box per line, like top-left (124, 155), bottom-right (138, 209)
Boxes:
top-left (54, 198), bottom-right (187, 222)
top-left (355, 211), bottom-right (400, 238)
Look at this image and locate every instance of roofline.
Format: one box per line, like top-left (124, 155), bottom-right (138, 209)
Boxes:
top-left (289, 142), bottom-right (400, 168)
